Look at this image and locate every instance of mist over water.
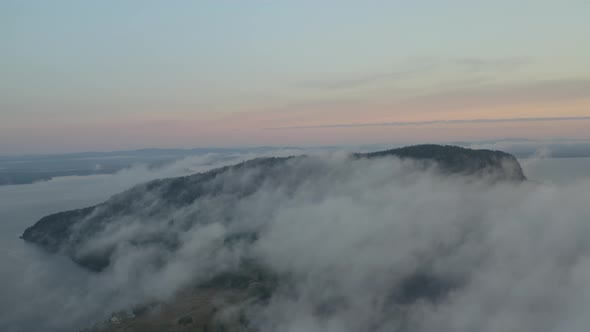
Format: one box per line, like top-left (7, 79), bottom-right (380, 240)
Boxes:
top-left (1, 153), bottom-right (590, 332)
top-left (522, 157), bottom-right (590, 184)
top-left (0, 151), bottom-right (303, 331)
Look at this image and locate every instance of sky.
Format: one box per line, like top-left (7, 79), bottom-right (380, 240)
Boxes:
top-left (2, 0), bottom-right (590, 154)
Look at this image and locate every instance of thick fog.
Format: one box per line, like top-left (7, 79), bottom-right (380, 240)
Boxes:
top-left (0, 150), bottom-right (304, 331)
top-left (1, 152), bottom-right (590, 332)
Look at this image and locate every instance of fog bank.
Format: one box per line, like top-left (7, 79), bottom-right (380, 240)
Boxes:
top-left (1, 153), bottom-right (590, 332)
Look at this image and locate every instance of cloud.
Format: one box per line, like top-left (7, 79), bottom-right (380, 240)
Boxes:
top-left (263, 116), bottom-right (590, 130)
top-left (241, 78), bottom-right (590, 144)
top-left (2, 150), bottom-right (590, 331)
top-left (296, 64), bottom-right (436, 90)
top-left (294, 56), bottom-right (531, 91)
top-left (454, 56), bottom-right (532, 72)
top-left (406, 78), bottom-right (590, 108)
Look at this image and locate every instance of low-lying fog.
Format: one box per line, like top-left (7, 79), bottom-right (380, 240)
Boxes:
top-left (1, 152), bottom-right (589, 332)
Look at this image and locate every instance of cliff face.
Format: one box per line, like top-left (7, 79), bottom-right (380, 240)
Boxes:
top-left (21, 145), bottom-right (526, 271)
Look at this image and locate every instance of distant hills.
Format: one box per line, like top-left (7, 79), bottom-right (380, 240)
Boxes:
top-left (3, 139), bottom-right (590, 186)
top-left (0, 147), bottom-right (290, 186)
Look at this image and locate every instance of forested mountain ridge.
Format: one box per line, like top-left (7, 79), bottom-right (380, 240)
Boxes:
top-left (21, 144), bottom-right (525, 272)
top-left (19, 144), bottom-right (527, 331)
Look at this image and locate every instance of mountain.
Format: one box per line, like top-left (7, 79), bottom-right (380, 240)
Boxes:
top-left (359, 144), bottom-right (525, 178)
top-left (19, 144), bottom-right (526, 331)
top-left (21, 144), bottom-right (525, 272)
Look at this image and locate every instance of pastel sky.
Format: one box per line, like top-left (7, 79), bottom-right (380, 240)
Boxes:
top-left (2, 0), bottom-right (590, 154)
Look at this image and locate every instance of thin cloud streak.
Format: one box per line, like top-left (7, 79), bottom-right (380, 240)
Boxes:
top-left (296, 64), bottom-right (437, 90)
top-left (295, 57), bottom-right (531, 91)
top-left (264, 116), bottom-right (590, 130)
